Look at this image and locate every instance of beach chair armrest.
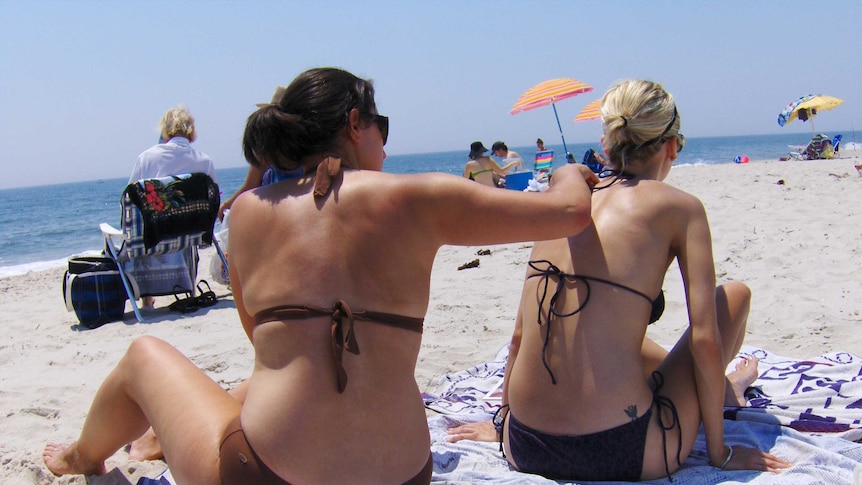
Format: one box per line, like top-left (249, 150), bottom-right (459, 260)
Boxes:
top-left (100, 223), bottom-right (122, 237)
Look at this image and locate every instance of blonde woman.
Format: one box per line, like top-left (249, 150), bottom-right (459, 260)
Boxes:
top-left (449, 80), bottom-right (791, 481)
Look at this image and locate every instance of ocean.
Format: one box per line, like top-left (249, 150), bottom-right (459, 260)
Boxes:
top-left (1, 132), bottom-right (857, 278)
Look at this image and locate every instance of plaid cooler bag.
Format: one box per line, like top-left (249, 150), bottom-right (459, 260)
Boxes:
top-left (62, 255), bottom-right (128, 328)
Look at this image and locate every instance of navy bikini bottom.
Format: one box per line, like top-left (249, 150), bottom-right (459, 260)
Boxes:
top-left (507, 408), bottom-right (652, 481)
top-left (504, 371), bottom-right (681, 482)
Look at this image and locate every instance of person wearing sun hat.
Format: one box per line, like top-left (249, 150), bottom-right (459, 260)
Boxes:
top-left (463, 141), bottom-right (519, 187)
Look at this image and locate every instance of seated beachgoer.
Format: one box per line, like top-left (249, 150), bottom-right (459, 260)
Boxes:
top-left (463, 141), bottom-right (520, 187)
top-left (448, 79), bottom-right (792, 481)
top-left (804, 134), bottom-right (833, 160)
top-left (43, 67), bottom-right (598, 484)
top-left (128, 105), bottom-right (218, 308)
top-left (491, 141), bottom-right (526, 173)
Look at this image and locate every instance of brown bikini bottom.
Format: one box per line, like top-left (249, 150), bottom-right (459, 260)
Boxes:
top-left (219, 416), bottom-right (433, 484)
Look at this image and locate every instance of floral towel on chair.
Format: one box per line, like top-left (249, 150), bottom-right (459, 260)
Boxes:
top-left (124, 173), bottom-right (220, 251)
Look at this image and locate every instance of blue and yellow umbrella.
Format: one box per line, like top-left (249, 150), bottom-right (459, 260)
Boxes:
top-left (778, 94), bottom-right (843, 132)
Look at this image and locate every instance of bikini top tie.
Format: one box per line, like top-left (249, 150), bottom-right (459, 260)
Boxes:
top-left (527, 259), bottom-right (665, 384)
top-left (254, 300), bottom-right (424, 393)
top-left (313, 157), bottom-right (342, 199)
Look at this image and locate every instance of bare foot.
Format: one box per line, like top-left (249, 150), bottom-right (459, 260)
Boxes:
top-left (725, 356), bottom-right (759, 406)
top-left (128, 427), bottom-right (164, 461)
top-left (43, 442), bottom-right (107, 477)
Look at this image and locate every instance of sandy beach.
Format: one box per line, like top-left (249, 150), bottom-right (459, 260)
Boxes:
top-left (1, 152), bottom-right (861, 484)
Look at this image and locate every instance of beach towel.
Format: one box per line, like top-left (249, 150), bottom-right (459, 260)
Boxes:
top-left (143, 345), bottom-right (862, 484)
top-left (423, 345), bottom-right (862, 484)
top-left (124, 173), bottom-right (219, 251)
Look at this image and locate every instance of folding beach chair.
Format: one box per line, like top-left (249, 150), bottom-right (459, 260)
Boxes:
top-left (832, 134), bottom-right (843, 158)
top-left (582, 148), bottom-right (606, 173)
top-left (100, 173), bottom-right (227, 322)
top-left (534, 149), bottom-right (554, 181)
top-left (786, 143), bottom-right (806, 160)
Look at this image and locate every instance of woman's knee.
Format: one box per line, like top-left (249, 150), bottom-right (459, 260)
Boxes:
top-left (123, 336), bottom-right (172, 368)
top-left (721, 281), bottom-right (751, 301)
top-left (717, 281), bottom-right (751, 313)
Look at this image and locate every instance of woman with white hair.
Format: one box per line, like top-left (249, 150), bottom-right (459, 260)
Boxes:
top-left (129, 105), bottom-right (217, 183)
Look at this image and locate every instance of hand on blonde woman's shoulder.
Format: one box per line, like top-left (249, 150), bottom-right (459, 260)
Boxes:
top-left (552, 163), bottom-right (599, 188)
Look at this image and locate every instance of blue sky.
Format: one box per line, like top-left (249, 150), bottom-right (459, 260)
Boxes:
top-left (1, 0), bottom-right (859, 189)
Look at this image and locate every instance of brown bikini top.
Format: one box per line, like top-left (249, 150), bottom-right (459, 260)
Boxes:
top-left (312, 157), bottom-right (342, 199)
top-left (254, 300), bottom-right (424, 393)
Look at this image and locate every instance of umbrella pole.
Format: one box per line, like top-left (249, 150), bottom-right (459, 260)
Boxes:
top-left (551, 101), bottom-right (570, 157)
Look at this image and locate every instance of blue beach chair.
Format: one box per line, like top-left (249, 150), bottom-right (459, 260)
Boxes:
top-left (582, 149), bottom-right (606, 173)
top-left (832, 134), bottom-right (843, 158)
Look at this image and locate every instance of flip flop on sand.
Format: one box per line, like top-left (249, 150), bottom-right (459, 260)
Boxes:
top-left (458, 259), bottom-right (480, 270)
top-left (168, 287), bottom-right (199, 314)
top-left (195, 280), bottom-right (218, 308)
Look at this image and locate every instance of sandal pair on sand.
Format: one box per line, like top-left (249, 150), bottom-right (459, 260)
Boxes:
top-left (168, 280), bottom-right (218, 313)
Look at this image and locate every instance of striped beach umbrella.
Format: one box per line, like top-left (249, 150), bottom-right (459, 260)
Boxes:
top-left (573, 99), bottom-right (602, 123)
top-left (511, 78), bottom-right (594, 156)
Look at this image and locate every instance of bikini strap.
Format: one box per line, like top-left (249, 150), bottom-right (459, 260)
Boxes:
top-left (526, 260), bottom-right (662, 384)
top-left (254, 301), bottom-right (423, 393)
top-left (651, 371), bottom-right (682, 481)
top-left (254, 300), bottom-right (358, 392)
top-left (313, 157), bottom-right (342, 199)
top-left (492, 404), bottom-right (510, 455)
top-left (527, 260), bottom-right (592, 384)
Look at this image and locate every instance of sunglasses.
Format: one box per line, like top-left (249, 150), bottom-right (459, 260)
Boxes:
top-left (676, 133), bottom-right (686, 153)
top-left (362, 113), bottom-right (389, 146)
top-left (635, 106), bottom-right (678, 151)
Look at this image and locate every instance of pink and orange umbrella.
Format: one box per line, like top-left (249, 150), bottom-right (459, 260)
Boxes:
top-left (573, 99), bottom-right (602, 123)
top-left (511, 78), bottom-right (594, 156)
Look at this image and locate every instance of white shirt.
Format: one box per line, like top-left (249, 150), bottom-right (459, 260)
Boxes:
top-left (129, 137), bottom-right (218, 184)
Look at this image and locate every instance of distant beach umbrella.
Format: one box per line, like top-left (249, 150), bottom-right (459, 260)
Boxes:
top-left (777, 94), bottom-right (844, 133)
top-left (511, 78), bottom-right (594, 156)
top-left (573, 99), bottom-right (602, 123)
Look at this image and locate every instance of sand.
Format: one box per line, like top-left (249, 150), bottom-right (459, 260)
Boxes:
top-left (1, 151), bottom-right (860, 484)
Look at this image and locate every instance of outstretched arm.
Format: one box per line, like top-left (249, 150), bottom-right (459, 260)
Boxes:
top-left (489, 158), bottom-right (518, 176)
top-left (405, 164), bottom-right (597, 248)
